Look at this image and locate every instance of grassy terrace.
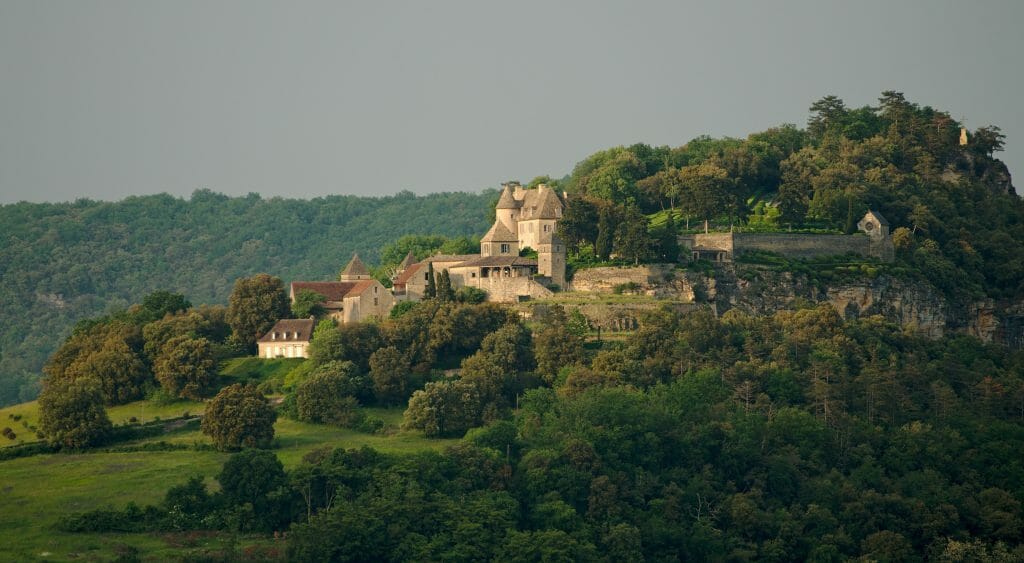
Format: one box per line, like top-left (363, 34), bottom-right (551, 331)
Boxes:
top-left (0, 357), bottom-right (455, 561)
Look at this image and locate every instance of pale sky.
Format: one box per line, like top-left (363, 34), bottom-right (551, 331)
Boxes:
top-left (0, 0), bottom-right (1020, 203)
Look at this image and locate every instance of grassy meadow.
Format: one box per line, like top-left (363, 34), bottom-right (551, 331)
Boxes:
top-left (0, 357), bottom-right (454, 561)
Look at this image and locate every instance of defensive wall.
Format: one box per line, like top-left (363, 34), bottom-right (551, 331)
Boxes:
top-left (679, 231), bottom-right (893, 262)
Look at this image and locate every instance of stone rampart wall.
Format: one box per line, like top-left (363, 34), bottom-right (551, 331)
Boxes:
top-left (471, 276), bottom-right (553, 303)
top-left (679, 232), bottom-right (891, 261)
top-left (734, 233), bottom-right (872, 259)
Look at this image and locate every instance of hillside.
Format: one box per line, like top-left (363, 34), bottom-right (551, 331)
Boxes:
top-left (0, 190), bottom-right (494, 406)
top-left (0, 358), bottom-right (455, 561)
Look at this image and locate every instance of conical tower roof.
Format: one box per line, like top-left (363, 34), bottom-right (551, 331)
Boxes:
top-left (340, 252), bottom-right (371, 280)
top-left (495, 185), bottom-right (519, 209)
top-left (397, 251), bottom-right (417, 270)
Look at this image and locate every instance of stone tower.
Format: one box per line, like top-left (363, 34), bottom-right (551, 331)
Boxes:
top-left (537, 230), bottom-right (566, 289)
top-left (857, 210), bottom-right (893, 261)
top-left (340, 253), bottom-right (371, 281)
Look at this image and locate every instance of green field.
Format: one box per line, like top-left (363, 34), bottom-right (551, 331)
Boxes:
top-left (0, 358), bottom-right (456, 561)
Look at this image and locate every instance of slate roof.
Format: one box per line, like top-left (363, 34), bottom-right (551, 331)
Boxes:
top-left (480, 220), bottom-right (518, 242)
top-left (520, 186), bottom-right (563, 220)
top-left (257, 319), bottom-right (315, 343)
top-left (496, 186), bottom-right (519, 209)
top-left (340, 253), bottom-right (371, 278)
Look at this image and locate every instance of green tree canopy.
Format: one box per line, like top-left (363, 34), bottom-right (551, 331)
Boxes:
top-left (38, 378), bottom-right (112, 449)
top-left (201, 383), bottom-right (277, 450)
top-left (226, 274), bottom-right (290, 349)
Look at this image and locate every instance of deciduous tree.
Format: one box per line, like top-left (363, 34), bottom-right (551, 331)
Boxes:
top-left (38, 378), bottom-right (112, 449)
top-left (201, 384), bottom-right (276, 450)
top-left (226, 274), bottom-right (290, 349)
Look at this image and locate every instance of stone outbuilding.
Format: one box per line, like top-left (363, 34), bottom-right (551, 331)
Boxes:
top-left (289, 254), bottom-right (394, 323)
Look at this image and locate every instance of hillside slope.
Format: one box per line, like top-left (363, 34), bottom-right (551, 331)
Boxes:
top-left (0, 189), bottom-right (494, 405)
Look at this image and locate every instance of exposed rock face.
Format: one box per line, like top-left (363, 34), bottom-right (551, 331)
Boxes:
top-left (563, 263), bottom-right (1024, 347)
top-left (568, 265), bottom-right (695, 300)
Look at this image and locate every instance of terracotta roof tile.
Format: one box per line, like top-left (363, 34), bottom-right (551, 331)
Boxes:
top-left (291, 281), bottom-right (359, 301)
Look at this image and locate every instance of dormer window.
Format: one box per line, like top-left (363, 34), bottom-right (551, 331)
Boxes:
top-left (272, 332), bottom-right (278, 340)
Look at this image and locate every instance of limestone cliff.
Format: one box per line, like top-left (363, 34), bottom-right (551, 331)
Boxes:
top-left (560, 264), bottom-right (1024, 348)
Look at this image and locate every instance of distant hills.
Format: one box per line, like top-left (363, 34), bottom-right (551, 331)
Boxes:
top-left (0, 190), bottom-right (494, 405)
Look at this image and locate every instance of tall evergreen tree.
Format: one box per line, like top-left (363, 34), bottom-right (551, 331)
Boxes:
top-left (425, 263), bottom-right (437, 299)
top-left (437, 269), bottom-right (455, 302)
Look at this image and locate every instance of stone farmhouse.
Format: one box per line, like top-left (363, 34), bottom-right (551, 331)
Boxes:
top-left (393, 182), bottom-right (568, 303)
top-left (257, 318), bottom-right (314, 359)
top-left (289, 254), bottom-right (394, 324)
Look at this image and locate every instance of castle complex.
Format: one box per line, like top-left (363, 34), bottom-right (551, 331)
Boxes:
top-left (392, 182), bottom-right (567, 302)
top-left (258, 184), bottom-right (896, 358)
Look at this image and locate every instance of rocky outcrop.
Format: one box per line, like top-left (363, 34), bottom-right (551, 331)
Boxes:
top-left (583, 264), bottom-right (1024, 347)
top-left (709, 266), bottom-right (950, 337)
top-left (561, 263), bottom-right (1022, 347)
top-left (568, 265), bottom-right (695, 300)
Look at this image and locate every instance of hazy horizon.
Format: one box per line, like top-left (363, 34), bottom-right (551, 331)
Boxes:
top-left (1, 0), bottom-right (1021, 204)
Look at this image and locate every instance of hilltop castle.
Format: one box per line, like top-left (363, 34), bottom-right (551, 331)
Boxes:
top-left (392, 182), bottom-right (567, 302)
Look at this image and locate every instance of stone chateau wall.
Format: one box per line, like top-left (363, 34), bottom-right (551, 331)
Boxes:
top-left (679, 232), bottom-right (892, 262)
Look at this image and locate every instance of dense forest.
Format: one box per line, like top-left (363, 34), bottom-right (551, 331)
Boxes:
top-left (0, 190), bottom-right (493, 405)
top-left (52, 294), bottom-right (1024, 560)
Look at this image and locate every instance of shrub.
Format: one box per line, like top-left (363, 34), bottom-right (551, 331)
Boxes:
top-left (2, 427), bottom-right (15, 440)
top-left (612, 281), bottom-right (641, 294)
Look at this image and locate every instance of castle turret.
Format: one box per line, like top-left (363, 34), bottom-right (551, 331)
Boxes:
top-left (495, 184), bottom-right (521, 231)
top-left (537, 230), bottom-right (566, 289)
top-left (340, 253), bottom-right (371, 281)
